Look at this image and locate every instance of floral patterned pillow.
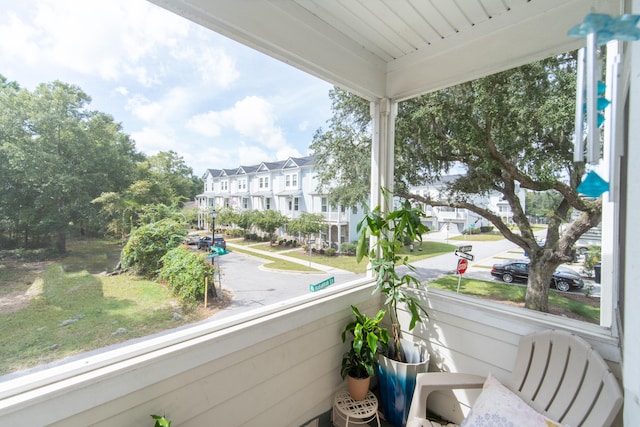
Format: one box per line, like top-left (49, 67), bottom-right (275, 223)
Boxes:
top-left (461, 373), bottom-right (567, 427)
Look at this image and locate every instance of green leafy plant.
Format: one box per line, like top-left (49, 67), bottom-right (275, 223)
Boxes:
top-left (356, 194), bottom-right (430, 362)
top-left (151, 414), bottom-right (172, 427)
top-left (582, 245), bottom-right (601, 278)
top-left (158, 246), bottom-right (215, 307)
top-left (341, 305), bottom-right (388, 379)
top-left (120, 219), bottom-right (187, 277)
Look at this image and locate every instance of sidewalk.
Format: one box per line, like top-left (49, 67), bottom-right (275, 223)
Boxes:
top-left (226, 241), bottom-right (355, 276)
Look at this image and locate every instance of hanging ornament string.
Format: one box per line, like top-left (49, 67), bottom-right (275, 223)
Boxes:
top-left (568, 14), bottom-right (640, 165)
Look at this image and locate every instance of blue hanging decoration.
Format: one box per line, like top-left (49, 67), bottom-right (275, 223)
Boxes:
top-left (577, 170), bottom-right (609, 198)
top-left (568, 13), bottom-right (640, 44)
top-left (568, 13), bottom-right (640, 165)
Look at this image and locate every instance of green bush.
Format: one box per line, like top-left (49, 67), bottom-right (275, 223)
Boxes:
top-left (582, 246), bottom-right (602, 277)
top-left (480, 225), bottom-right (494, 233)
top-left (325, 247), bottom-right (336, 257)
top-left (340, 242), bottom-right (357, 256)
top-left (120, 219), bottom-right (186, 277)
top-left (159, 246), bottom-right (215, 307)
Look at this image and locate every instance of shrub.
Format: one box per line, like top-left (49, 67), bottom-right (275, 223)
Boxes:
top-left (341, 242), bottom-right (357, 256)
top-left (582, 246), bottom-right (602, 278)
top-left (325, 247), bottom-right (336, 257)
top-left (159, 246), bottom-right (215, 307)
top-left (480, 225), bottom-right (494, 233)
top-left (120, 219), bottom-right (186, 277)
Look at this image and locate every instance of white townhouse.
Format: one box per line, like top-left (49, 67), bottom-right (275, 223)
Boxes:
top-left (409, 175), bottom-right (526, 234)
top-left (196, 155), bottom-right (363, 248)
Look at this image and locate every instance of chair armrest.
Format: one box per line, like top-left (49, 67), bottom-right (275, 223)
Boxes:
top-left (407, 372), bottom-right (486, 422)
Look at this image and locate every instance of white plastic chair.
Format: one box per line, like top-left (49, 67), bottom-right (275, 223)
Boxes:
top-left (407, 330), bottom-right (623, 427)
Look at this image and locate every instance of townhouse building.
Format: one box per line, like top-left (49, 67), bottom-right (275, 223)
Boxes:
top-left (409, 175), bottom-right (525, 234)
top-left (196, 155), bottom-right (363, 249)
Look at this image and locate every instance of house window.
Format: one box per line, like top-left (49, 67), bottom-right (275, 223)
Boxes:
top-left (265, 198), bottom-right (271, 210)
top-left (321, 197), bottom-right (328, 213)
top-left (293, 197), bottom-right (299, 211)
top-left (259, 176), bottom-right (269, 189)
top-left (243, 198), bottom-right (248, 209)
top-left (221, 180), bottom-right (228, 191)
top-left (285, 173), bottom-right (298, 188)
top-left (264, 176), bottom-right (269, 188)
top-left (238, 179), bottom-right (247, 190)
top-left (352, 206), bottom-right (358, 215)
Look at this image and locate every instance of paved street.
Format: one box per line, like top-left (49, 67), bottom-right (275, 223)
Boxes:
top-left (209, 232), bottom-right (598, 319)
top-left (209, 244), bottom-right (361, 319)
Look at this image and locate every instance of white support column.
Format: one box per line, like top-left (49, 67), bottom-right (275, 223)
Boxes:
top-left (369, 98), bottom-right (398, 278)
top-left (624, 0), bottom-right (640, 423)
top-left (600, 40), bottom-right (624, 329)
top-left (369, 98), bottom-right (398, 213)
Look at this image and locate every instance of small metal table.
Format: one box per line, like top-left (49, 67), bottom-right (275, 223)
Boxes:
top-left (332, 389), bottom-right (381, 427)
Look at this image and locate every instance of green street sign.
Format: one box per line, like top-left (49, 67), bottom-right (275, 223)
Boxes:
top-left (211, 246), bottom-right (229, 256)
top-left (309, 276), bottom-right (335, 292)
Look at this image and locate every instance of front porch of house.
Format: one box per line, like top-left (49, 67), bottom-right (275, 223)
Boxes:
top-left (0, 0), bottom-right (636, 425)
top-left (0, 277), bottom-right (621, 426)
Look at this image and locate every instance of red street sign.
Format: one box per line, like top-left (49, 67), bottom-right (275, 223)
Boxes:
top-left (457, 258), bottom-right (469, 275)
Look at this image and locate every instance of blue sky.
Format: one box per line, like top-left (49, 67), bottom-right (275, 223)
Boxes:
top-left (0, 0), bottom-right (334, 176)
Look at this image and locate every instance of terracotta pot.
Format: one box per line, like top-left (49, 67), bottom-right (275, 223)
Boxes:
top-left (347, 375), bottom-right (370, 401)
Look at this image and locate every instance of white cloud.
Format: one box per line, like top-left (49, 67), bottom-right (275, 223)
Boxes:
top-left (114, 86), bottom-right (129, 97)
top-left (126, 87), bottom-right (191, 123)
top-left (187, 96), bottom-right (288, 149)
top-left (298, 120), bottom-right (309, 131)
top-left (186, 112), bottom-right (222, 138)
top-left (174, 45), bottom-right (239, 88)
top-left (0, 0), bottom-right (238, 89)
top-left (131, 127), bottom-right (176, 154)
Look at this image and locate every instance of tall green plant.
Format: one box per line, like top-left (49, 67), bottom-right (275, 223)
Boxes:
top-left (356, 195), bottom-right (429, 362)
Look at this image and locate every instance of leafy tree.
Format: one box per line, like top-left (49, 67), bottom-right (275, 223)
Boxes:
top-left (288, 212), bottom-right (325, 245)
top-left (236, 210), bottom-right (257, 232)
top-left (310, 88), bottom-right (371, 209)
top-left (525, 190), bottom-right (563, 222)
top-left (214, 206), bottom-right (239, 229)
top-left (141, 151), bottom-right (202, 206)
top-left (120, 219), bottom-right (187, 277)
top-left (253, 210), bottom-right (288, 245)
top-left (312, 53), bottom-right (600, 313)
top-left (0, 77), bottom-right (139, 251)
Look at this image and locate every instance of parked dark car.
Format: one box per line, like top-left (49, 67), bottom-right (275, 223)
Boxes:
top-left (197, 234), bottom-right (227, 250)
top-left (490, 259), bottom-right (584, 292)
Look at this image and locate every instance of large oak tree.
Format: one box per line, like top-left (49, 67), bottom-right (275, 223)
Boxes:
top-left (311, 53), bottom-right (601, 312)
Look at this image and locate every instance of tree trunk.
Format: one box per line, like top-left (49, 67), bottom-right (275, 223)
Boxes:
top-left (55, 230), bottom-right (66, 253)
top-left (525, 258), bottom-right (558, 312)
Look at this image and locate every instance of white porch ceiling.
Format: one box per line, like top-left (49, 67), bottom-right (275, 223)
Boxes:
top-left (148, 0), bottom-right (623, 101)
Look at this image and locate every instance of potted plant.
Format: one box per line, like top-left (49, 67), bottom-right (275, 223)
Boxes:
top-left (356, 194), bottom-right (430, 426)
top-left (340, 305), bottom-right (388, 400)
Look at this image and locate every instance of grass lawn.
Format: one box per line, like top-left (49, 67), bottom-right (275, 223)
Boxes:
top-left (283, 241), bottom-right (457, 274)
top-left (229, 245), bottom-right (323, 272)
top-left (0, 240), bottom-right (212, 375)
top-left (427, 276), bottom-right (600, 324)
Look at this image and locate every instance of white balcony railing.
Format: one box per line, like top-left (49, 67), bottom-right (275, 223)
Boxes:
top-left (0, 281), bottom-right (622, 426)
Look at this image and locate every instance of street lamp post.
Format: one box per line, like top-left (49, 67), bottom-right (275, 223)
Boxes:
top-left (210, 208), bottom-right (218, 248)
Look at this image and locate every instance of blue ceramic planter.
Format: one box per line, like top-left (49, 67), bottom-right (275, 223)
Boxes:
top-left (376, 340), bottom-right (429, 427)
